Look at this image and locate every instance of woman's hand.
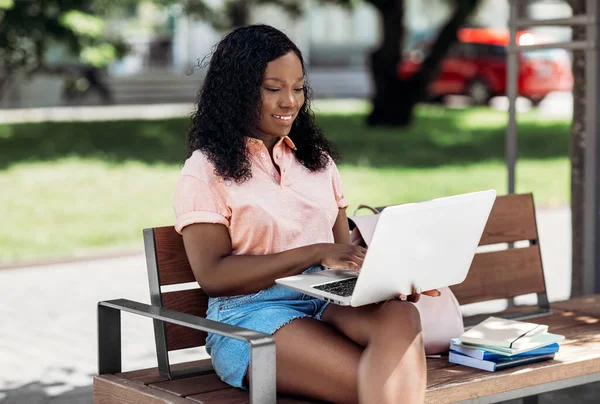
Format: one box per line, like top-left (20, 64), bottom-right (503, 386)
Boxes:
top-left (398, 286), bottom-right (441, 303)
top-left (317, 243), bottom-right (367, 272)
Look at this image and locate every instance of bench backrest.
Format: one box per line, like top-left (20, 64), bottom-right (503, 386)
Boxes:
top-left (448, 193), bottom-right (547, 305)
top-left (144, 193), bottom-right (547, 375)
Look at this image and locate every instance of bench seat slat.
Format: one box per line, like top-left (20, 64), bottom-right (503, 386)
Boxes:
top-left (426, 343), bottom-right (600, 403)
top-left (187, 387), bottom-right (250, 403)
top-left (464, 308), bottom-right (600, 340)
top-left (552, 295), bottom-right (600, 316)
top-left (187, 388), bottom-right (320, 403)
top-left (451, 245), bottom-right (545, 305)
top-left (116, 359), bottom-right (212, 385)
top-left (425, 308), bottom-right (600, 403)
top-left (94, 374), bottom-right (192, 404)
top-left (151, 374), bottom-right (230, 397)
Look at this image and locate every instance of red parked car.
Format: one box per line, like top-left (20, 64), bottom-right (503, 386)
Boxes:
top-left (398, 28), bottom-right (573, 105)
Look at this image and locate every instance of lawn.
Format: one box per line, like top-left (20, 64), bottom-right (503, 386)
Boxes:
top-left (0, 105), bottom-right (570, 263)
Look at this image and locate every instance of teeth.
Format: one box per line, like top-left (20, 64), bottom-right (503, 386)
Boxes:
top-left (274, 115), bottom-right (292, 120)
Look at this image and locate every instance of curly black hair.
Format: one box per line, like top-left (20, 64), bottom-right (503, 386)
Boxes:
top-left (187, 24), bottom-right (338, 183)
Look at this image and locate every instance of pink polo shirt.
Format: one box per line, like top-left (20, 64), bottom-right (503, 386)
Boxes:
top-left (173, 136), bottom-right (348, 255)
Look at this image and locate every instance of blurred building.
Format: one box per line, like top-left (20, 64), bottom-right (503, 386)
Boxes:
top-left (0, 0), bottom-right (573, 108)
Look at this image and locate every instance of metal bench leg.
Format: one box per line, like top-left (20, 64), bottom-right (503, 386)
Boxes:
top-left (523, 395), bottom-right (539, 404)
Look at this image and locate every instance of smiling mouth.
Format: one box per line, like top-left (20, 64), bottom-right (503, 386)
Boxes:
top-left (272, 114), bottom-right (294, 123)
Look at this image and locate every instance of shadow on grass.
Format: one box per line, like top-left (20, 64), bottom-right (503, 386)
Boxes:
top-left (0, 106), bottom-right (570, 170)
top-left (321, 107), bottom-right (570, 167)
top-left (0, 118), bottom-right (190, 169)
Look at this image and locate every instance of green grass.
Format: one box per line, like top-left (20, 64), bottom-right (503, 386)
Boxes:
top-left (0, 105), bottom-right (571, 263)
top-left (0, 159), bottom-right (178, 260)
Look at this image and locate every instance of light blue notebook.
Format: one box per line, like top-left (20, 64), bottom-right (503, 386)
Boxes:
top-left (450, 339), bottom-right (560, 360)
top-left (449, 351), bottom-right (556, 372)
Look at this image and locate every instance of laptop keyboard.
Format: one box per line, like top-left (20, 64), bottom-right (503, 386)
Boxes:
top-left (313, 278), bottom-right (357, 297)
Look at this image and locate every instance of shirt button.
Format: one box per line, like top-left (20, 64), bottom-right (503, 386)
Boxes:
top-left (260, 153), bottom-right (266, 158)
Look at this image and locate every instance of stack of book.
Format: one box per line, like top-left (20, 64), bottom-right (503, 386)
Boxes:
top-left (449, 316), bottom-right (564, 372)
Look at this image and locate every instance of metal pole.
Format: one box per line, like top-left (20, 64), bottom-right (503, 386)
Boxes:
top-left (584, 0), bottom-right (600, 295)
top-left (505, 1), bottom-right (599, 295)
top-left (507, 0), bottom-right (519, 194)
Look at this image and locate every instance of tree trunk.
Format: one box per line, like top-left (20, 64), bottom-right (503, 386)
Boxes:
top-left (229, 0), bottom-right (250, 27)
top-left (366, 0), bottom-right (405, 126)
top-left (0, 69), bottom-right (13, 101)
top-left (367, 0), bottom-right (481, 127)
top-left (568, 0), bottom-right (586, 297)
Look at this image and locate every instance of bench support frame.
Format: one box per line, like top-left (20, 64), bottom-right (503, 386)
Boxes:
top-left (97, 299), bottom-right (277, 404)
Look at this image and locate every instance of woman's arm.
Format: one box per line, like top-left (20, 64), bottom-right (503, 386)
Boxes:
top-left (332, 208), bottom-right (351, 244)
top-left (182, 216), bottom-right (364, 297)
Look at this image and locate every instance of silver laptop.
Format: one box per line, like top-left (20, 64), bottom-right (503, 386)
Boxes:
top-left (275, 189), bottom-right (496, 307)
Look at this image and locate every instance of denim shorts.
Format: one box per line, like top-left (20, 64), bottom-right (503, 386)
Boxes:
top-left (204, 265), bottom-right (329, 389)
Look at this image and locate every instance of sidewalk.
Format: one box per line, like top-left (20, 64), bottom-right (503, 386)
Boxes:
top-left (0, 99), bottom-right (369, 124)
top-left (0, 206), bottom-right (598, 403)
top-left (0, 93), bottom-right (571, 125)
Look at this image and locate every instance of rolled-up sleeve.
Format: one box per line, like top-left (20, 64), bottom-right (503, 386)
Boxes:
top-left (173, 175), bottom-right (230, 234)
top-left (331, 161), bottom-right (349, 209)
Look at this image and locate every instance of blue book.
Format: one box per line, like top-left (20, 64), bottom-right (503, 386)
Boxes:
top-left (449, 351), bottom-right (556, 372)
top-left (450, 338), bottom-right (560, 360)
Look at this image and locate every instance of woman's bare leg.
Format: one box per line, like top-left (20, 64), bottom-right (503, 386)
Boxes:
top-left (321, 300), bottom-right (427, 404)
top-left (243, 300), bottom-right (425, 404)
top-left (245, 317), bottom-right (362, 403)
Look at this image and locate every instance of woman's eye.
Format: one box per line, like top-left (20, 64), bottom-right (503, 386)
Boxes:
top-left (294, 87), bottom-right (305, 93)
top-left (266, 88), bottom-right (279, 92)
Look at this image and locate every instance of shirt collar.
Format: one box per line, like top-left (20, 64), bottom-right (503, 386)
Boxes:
top-left (246, 136), bottom-right (297, 151)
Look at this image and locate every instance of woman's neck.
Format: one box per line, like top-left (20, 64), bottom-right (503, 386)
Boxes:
top-left (254, 133), bottom-right (279, 155)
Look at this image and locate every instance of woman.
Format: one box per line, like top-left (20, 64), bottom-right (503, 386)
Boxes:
top-left (174, 24), bottom-right (434, 404)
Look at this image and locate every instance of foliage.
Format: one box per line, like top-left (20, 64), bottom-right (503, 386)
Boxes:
top-left (0, 0), bottom-right (354, 79)
top-left (130, 0), bottom-right (355, 30)
top-left (0, 0), bottom-right (127, 79)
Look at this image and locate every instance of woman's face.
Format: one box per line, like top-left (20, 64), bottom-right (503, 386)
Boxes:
top-left (257, 51), bottom-right (305, 143)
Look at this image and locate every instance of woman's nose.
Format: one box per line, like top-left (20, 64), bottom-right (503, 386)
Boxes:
top-left (280, 91), bottom-right (297, 108)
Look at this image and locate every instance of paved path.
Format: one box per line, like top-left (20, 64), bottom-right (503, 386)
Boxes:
top-left (1, 206), bottom-right (598, 403)
top-left (0, 98), bottom-right (372, 124)
top-left (0, 90), bottom-right (573, 125)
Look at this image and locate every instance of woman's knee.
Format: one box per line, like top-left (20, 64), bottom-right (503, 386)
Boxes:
top-left (377, 300), bottom-right (422, 335)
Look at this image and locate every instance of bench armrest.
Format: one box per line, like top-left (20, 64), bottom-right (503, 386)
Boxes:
top-left (98, 298), bottom-right (276, 404)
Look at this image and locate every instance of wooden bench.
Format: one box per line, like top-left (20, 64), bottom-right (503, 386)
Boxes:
top-left (94, 193), bottom-right (600, 403)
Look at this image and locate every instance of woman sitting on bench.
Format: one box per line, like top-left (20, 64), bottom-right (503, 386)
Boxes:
top-left (174, 24), bottom-right (437, 404)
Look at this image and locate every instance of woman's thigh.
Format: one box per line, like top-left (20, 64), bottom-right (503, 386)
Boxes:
top-left (246, 317), bottom-right (363, 404)
top-left (320, 300), bottom-right (420, 347)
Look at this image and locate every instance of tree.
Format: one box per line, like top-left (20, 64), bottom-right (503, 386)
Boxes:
top-left (155, 0), bottom-right (482, 127)
top-left (1, 0), bottom-right (481, 124)
top-left (365, 0), bottom-right (481, 126)
top-left (567, 0), bottom-right (586, 297)
top-left (0, 0), bottom-right (127, 100)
